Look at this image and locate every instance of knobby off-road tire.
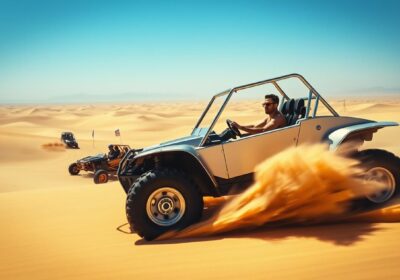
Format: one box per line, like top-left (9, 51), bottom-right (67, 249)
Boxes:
top-left (68, 163), bottom-right (80, 175)
top-left (353, 149), bottom-right (400, 207)
top-left (94, 169), bottom-right (109, 184)
top-left (126, 168), bottom-right (204, 241)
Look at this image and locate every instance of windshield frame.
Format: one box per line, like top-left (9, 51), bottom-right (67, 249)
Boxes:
top-left (191, 89), bottom-right (231, 136)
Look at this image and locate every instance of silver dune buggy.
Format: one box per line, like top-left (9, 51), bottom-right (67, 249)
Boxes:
top-left (118, 74), bottom-right (400, 240)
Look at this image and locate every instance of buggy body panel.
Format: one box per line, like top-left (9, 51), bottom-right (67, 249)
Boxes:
top-left (221, 124), bottom-right (300, 178)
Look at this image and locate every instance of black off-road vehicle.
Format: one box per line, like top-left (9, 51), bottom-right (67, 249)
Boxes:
top-left (61, 132), bottom-right (79, 149)
top-left (69, 144), bottom-right (131, 184)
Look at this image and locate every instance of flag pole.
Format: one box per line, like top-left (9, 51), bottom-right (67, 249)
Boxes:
top-left (92, 130), bottom-right (95, 148)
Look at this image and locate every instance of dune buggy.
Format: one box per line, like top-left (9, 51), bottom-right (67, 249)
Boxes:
top-left (117, 73), bottom-right (399, 240)
top-left (61, 132), bottom-right (79, 149)
top-left (69, 144), bottom-right (131, 184)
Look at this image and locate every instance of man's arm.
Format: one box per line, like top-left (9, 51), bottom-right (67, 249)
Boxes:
top-left (240, 124), bottom-right (255, 129)
top-left (254, 119), bottom-right (267, 128)
top-left (236, 117), bottom-right (284, 134)
top-left (232, 119), bottom-right (266, 129)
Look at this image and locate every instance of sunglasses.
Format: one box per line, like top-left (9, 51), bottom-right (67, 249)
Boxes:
top-left (262, 102), bottom-right (276, 107)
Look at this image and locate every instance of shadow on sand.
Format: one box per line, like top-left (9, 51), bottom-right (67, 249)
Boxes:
top-left (79, 173), bottom-right (119, 182)
top-left (120, 202), bottom-right (386, 247)
top-left (133, 222), bottom-right (382, 247)
top-left (130, 198), bottom-right (400, 246)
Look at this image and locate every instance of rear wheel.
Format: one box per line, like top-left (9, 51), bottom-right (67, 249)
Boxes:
top-left (68, 163), bottom-right (80, 175)
top-left (126, 168), bottom-right (203, 240)
top-left (94, 169), bottom-right (109, 184)
top-left (353, 149), bottom-right (400, 205)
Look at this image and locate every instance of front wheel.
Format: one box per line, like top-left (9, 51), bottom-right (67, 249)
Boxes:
top-left (94, 169), bottom-right (109, 184)
top-left (126, 168), bottom-right (203, 240)
top-left (353, 149), bottom-right (400, 205)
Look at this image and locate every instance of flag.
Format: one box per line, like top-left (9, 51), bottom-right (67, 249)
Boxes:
top-left (115, 129), bottom-right (120, 137)
top-left (92, 130), bottom-right (94, 138)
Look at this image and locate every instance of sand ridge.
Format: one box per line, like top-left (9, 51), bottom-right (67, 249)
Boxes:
top-left (0, 98), bottom-right (399, 279)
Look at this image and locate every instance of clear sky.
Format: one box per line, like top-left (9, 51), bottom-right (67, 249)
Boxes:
top-left (0, 0), bottom-right (399, 103)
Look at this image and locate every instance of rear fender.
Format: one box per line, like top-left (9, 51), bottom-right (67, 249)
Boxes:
top-left (327, 121), bottom-right (398, 151)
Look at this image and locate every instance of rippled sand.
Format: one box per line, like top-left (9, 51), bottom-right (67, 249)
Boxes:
top-left (0, 97), bottom-right (399, 279)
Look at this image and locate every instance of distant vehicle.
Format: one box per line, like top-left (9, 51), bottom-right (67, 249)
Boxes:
top-left (61, 132), bottom-right (79, 149)
top-left (118, 73), bottom-right (400, 240)
top-left (69, 144), bottom-right (131, 184)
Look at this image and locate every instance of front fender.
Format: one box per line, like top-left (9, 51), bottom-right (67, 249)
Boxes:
top-left (134, 145), bottom-right (217, 187)
top-left (117, 145), bottom-right (218, 194)
top-left (328, 121), bottom-right (398, 151)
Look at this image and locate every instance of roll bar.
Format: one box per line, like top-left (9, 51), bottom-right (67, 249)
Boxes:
top-left (194, 73), bottom-right (338, 146)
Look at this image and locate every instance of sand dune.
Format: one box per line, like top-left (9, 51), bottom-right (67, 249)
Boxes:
top-left (1, 121), bottom-right (40, 128)
top-left (112, 110), bottom-right (135, 117)
top-left (0, 97), bottom-right (399, 279)
top-left (352, 103), bottom-right (399, 113)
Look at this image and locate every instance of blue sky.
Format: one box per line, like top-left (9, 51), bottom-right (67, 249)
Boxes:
top-left (0, 0), bottom-right (399, 102)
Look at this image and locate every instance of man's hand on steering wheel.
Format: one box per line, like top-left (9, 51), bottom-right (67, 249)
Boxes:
top-left (226, 119), bottom-right (242, 138)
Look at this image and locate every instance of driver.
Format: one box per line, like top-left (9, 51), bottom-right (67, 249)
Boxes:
top-left (113, 145), bottom-right (121, 158)
top-left (107, 145), bottom-right (119, 160)
top-left (231, 94), bottom-right (286, 135)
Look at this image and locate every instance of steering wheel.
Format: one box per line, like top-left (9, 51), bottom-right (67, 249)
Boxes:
top-left (226, 119), bottom-right (242, 138)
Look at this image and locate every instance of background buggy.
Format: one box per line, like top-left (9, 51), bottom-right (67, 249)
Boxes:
top-left (61, 132), bottom-right (79, 149)
top-left (69, 144), bottom-right (131, 184)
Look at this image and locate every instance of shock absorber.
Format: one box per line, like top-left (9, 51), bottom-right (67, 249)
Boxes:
top-left (154, 156), bottom-right (160, 169)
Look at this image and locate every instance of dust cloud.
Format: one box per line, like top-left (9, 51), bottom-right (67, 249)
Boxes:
top-left (161, 145), bottom-right (399, 240)
top-left (41, 142), bottom-right (66, 152)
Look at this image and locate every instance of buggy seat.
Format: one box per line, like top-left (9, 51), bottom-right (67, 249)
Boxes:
top-left (281, 98), bottom-right (306, 126)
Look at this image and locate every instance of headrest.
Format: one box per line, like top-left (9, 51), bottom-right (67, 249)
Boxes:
top-left (285, 99), bottom-right (295, 114)
top-left (281, 101), bottom-right (288, 114)
top-left (300, 106), bottom-right (306, 117)
top-left (294, 99), bottom-right (305, 114)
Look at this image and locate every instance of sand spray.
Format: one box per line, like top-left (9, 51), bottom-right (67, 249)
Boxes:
top-left (160, 145), bottom-right (399, 239)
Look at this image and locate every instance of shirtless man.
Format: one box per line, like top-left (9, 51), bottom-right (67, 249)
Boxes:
top-left (231, 94), bottom-right (286, 135)
top-left (107, 145), bottom-right (120, 160)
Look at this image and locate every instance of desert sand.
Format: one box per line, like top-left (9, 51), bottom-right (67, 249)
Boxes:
top-left (0, 97), bottom-right (399, 279)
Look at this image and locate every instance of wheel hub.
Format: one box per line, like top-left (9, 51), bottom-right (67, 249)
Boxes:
top-left (99, 174), bottom-right (107, 182)
top-left (365, 167), bottom-right (396, 203)
top-left (158, 197), bottom-right (174, 214)
top-left (146, 187), bottom-right (186, 227)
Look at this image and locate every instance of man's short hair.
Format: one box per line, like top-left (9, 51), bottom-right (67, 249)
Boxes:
top-left (264, 94), bottom-right (279, 104)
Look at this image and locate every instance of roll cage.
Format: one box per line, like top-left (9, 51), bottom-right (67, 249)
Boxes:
top-left (191, 73), bottom-right (339, 147)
